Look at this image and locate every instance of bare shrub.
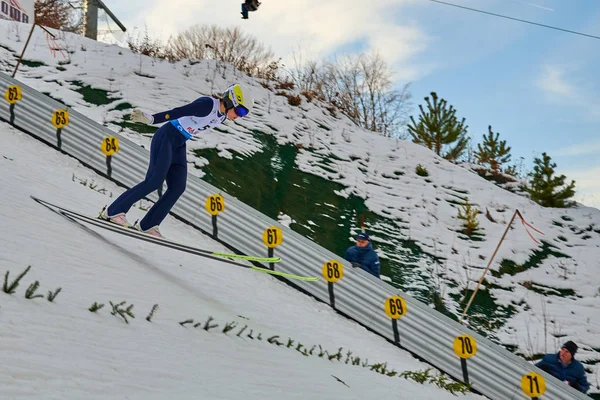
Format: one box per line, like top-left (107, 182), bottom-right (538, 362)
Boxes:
top-left (287, 50), bottom-right (412, 138)
top-left (286, 46), bottom-right (322, 94)
top-left (127, 28), bottom-right (166, 59)
top-left (35, 0), bottom-right (84, 33)
top-left (287, 95), bottom-right (301, 106)
top-left (275, 81), bottom-right (295, 90)
top-left (301, 90), bottom-right (317, 102)
top-left (167, 25), bottom-right (277, 77)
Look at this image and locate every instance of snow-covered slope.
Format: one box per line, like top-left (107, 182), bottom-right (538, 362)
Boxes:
top-left (0, 120), bottom-right (484, 398)
top-left (1, 19), bottom-right (599, 393)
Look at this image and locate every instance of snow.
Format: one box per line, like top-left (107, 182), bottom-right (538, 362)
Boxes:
top-left (0, 122), bottom-right (484, 398)
top-left (1, 19), bottom-right (599, 395)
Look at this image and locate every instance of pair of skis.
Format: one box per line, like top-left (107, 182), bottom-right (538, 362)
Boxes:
top-left (31, 196), bottom-right (318, 282)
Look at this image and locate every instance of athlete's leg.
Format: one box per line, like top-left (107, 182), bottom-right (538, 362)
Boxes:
top-left (138, 139), bottom-right (187, 230)
top-left (107, 126), bottom-right (173, 216)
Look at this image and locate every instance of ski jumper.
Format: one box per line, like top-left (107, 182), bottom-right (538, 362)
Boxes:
top-left (107, 97), bottom-right (226, 230)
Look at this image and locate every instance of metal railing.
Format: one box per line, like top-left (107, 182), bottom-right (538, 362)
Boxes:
top-left (0, 72), bottom-right (588, 400)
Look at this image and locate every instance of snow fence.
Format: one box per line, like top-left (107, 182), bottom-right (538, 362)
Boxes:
top-left (0, 72), bottom-right (589, 400)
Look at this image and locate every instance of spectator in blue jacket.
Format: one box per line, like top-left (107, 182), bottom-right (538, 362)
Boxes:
top-left (535, 341), bottom-right (589, 393)
top-left (344, 232), bottom-right (380, 278)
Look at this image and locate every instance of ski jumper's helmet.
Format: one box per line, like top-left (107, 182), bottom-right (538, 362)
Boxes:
top-left (222, 83), bottom-right (254, 117)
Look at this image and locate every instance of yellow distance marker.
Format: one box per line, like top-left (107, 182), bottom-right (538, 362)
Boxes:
top-left (205, 194), bottom-right (225, 216)
top-left (521, 372), bottom-right (546, 398)
top-left (4, 85), bottom-right (22, 104)
top-left (52, 110), bottom-right (69, 129)
top-left (262, 226), bottom-right (283, 248)
top-left (453, 334), bottom-right (477, 359)
top-left (322, 260), bottom-right (344, 283)
top-left (101, 136), bottom-right (119, 156)
top-left (384, 296), bottom-right (407, 319)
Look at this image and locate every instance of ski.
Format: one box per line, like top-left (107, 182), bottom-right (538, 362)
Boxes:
top-left (32, 196), bottom-right (280, 263)
top-left (210, 252), bottom-right (281, 263)
top-left (31, 196), bottom-right (319, 282)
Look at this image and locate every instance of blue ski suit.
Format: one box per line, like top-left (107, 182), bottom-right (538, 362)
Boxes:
top-left (107, 97), bottom-right (226, 230)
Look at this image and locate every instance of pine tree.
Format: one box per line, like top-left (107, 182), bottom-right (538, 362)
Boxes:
top-left (526, 152), bottom-right (576, 208)
top-left (504, 164), bottom-right (517, 177)
top-left (457, 198), bottom-right (479, 235)
top-left (475, 125), bottom-right (511, 173)
top-left (407, 92), bottom-right (469, 161)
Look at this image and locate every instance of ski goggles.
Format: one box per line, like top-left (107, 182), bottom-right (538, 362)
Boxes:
top-left (234, 105), bottom-right (249, 117)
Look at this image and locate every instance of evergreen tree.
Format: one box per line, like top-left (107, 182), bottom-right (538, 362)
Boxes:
top-left (407, 92), bottom-right (469, 161)
top-left (475, 125), bottom-right (511, 173)
top-left (504, 164), bottom-right (517, 177)
top-left (526, 152), bottom-right (576, 208)
top-left (457, 198), bottom-right (479, 235)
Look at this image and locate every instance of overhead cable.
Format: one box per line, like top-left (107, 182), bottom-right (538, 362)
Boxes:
top-left (428, 0), bottom-right (600, 41)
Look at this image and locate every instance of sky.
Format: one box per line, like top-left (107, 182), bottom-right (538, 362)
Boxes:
top-left (97, 0), bottom-right (600, 208)
top-left (0, 120), bottom-right (488, 399)
top-left (1, 18), bottom-right (599, 396)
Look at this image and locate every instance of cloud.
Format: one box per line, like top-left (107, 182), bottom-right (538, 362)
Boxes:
top-left (563, 166), bottom-right (600, 209)
top-left (118, 0), bottom-right (429, 81)
top-left (555, 140), bottom-right (600, 157)
top-left (535, 64), bottom-right (600, 121)
top-left (535, 65), bottom-right (575, 97)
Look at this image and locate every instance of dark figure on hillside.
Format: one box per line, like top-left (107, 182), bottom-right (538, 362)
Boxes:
top-left (344, 232), bottom-right (380, 278)
top-left (535, 341), bottom-right (589, 393)
top-left (241, 0), bottom-right (261, 19)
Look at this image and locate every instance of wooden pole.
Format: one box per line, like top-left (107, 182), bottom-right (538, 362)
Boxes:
top-left (12, 24), bottom-right (55, 78)
top-left (459, 209), bottom-right (519, 323)
top-left (12, 24), bottom-right (36, 78)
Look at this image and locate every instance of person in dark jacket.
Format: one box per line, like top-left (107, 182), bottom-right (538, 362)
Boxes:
top-left (535, 341), bottom-right (589, 393)
top-left (241, 0), bottom-right (261, 19)
top-left (344, 232), bottom-right (380, 278)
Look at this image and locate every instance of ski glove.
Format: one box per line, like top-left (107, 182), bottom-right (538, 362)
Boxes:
top-left (131, 109), bottom-right (154, 124)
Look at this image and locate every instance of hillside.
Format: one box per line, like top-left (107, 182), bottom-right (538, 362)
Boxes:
top-left (0, 119), bottom-right (484, 399)
top-left (1, 20), bottom-right (599, 393)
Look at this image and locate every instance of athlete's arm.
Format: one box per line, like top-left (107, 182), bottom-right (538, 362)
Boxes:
top-left (152, 97), bottom-right (214, 124)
